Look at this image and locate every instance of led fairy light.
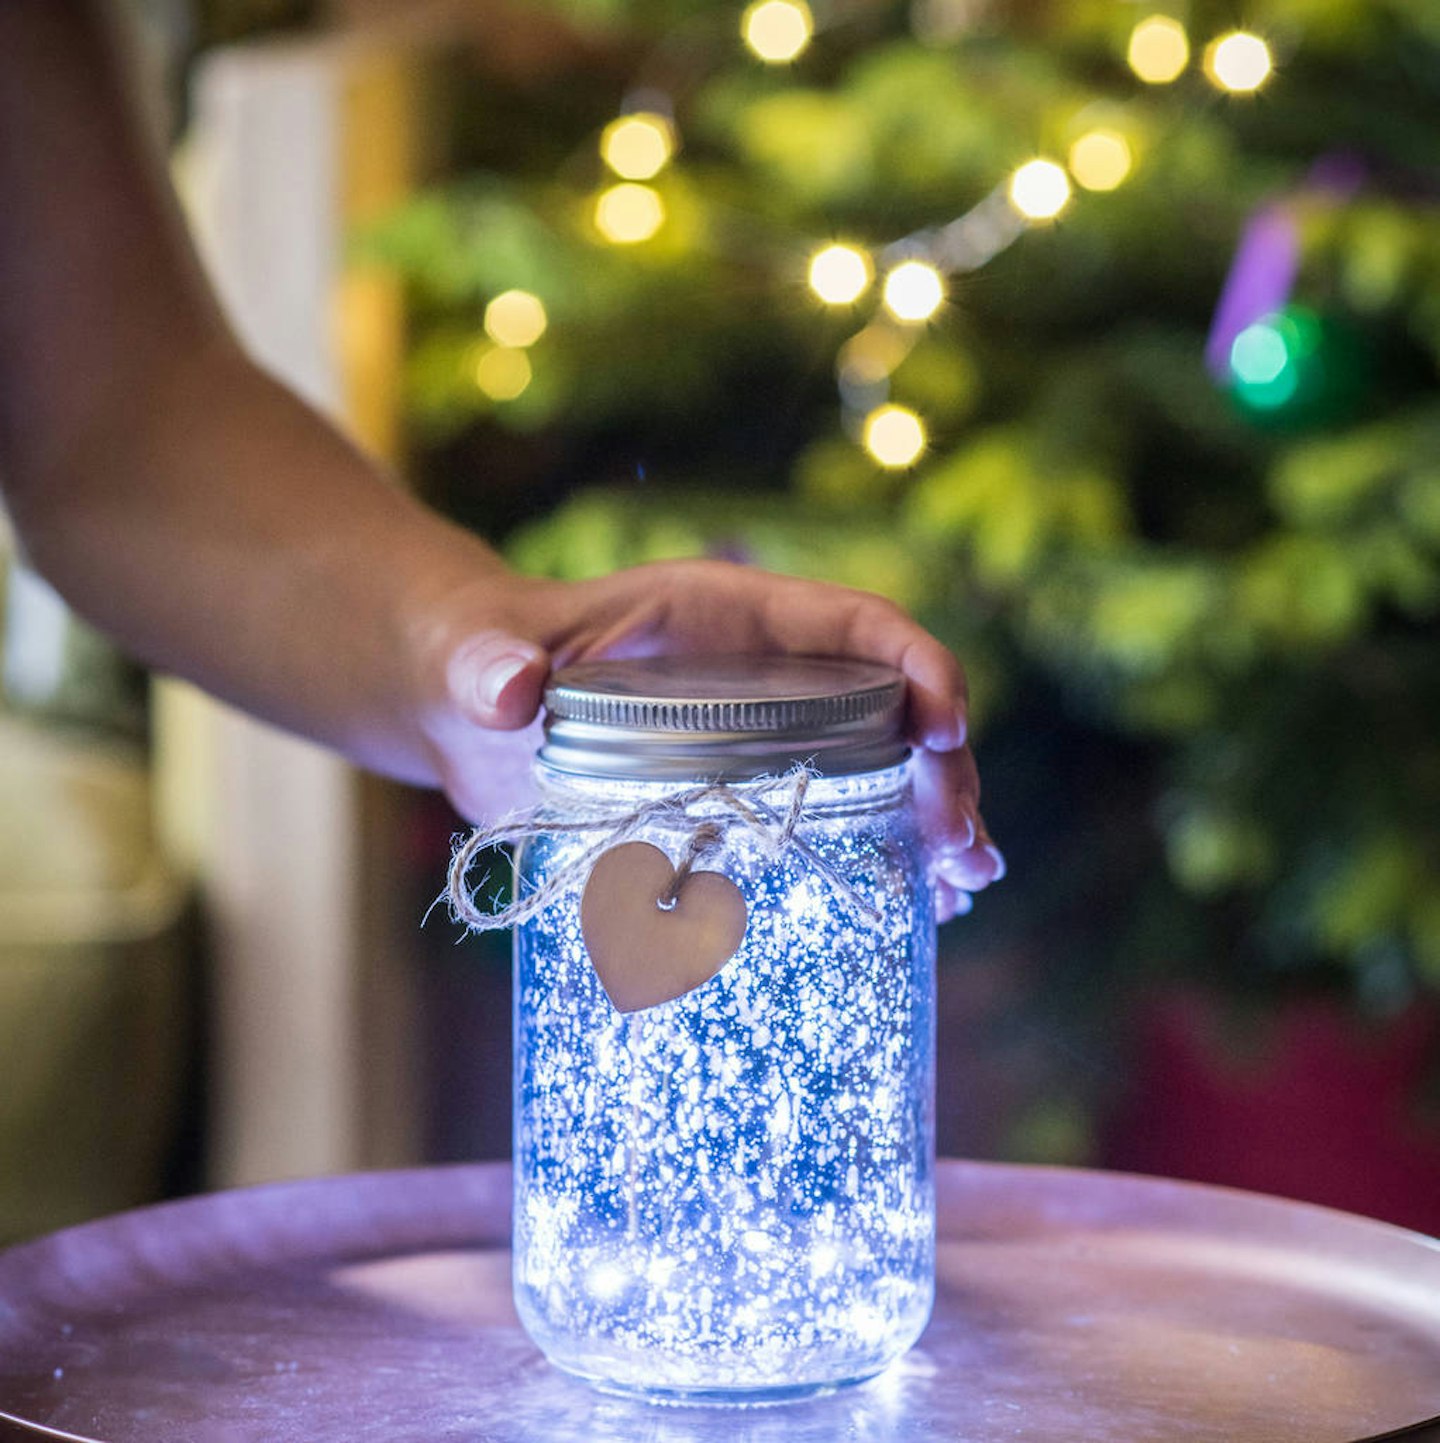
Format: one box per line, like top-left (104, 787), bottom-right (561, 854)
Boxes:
top-left (474, 346), bottom-right (532, 401)
top-left (594, 182), bottom-right (666, 244)
top-left (1068, 129), bottom-right (1133, 192)
top-left (808, 244), bottom-right (873, 305)
top-left (742, 0), bottom-right (814, 63)
top-left (881, 260), bottom-right (945, 323)
top-left (1205, 31), bottom-right (1273, 93)
top-left (1008, 159), bottom-right (1071, 221)
top-left (484, 290), bottom-right (548, 349)
top-left (863, 404), bottom-right (927, 467)
top-left (600, 112), bottom-right (677, 181)
top-left (1127, 14), bottom-right (1190, 84)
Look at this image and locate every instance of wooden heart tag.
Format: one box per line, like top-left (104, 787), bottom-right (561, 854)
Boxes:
top-left (579, 841), bottom-right (747, 1014)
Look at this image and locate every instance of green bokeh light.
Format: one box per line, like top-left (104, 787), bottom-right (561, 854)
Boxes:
top-left (1231, 323), bottom-right (1289, 385)
top-left (1228, 308), bottom-right (1325, 413)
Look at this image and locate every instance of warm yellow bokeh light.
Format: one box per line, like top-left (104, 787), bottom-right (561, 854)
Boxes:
top-left (808, 244), bottom-right (872, 305)
top-left (483, 289), bottom-right (548, 349)
top-left (1068, 129), bottom-right (1133, 192)
top-left (600, 112), bottom-right (676, 180)
top-left (593, 183), bottom-right (666, 244)
top-left (742, 0), bottom-right (813, 64)
top-left (839, 325), bottom-right (909, 385)
top-left (882, 260), bottom-right (946, 323)
top-left (1205, 31), bottom-right (1273, 92)
top-left (474, 346), bottom-right (532, 401)
top-left (1127, 15), bottom-right (1190, 84)
top-left (863, 405), bottom-right (927, 468)
top-left (1008, 159), bottom-right (1071, 221)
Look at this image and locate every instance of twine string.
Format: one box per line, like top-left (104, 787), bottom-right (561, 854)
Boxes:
top-left (444, 764), bottom-right (880, 932)
top-left (657, 821), bottom-right (723, 908)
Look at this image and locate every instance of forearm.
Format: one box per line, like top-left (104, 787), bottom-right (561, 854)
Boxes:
top-left (0, 0), bottom-right (508, 784)
top-left (6, 336), bottom-right (513, 785)
top-left (0, 1), bottom-right (224, 482)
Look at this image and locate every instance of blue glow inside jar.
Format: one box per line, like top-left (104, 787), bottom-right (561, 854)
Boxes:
top-left (512, 656), bottom-right (937, 1403)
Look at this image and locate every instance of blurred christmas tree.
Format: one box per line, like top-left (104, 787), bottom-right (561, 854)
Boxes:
top-left (360, 0), bottom-right (1440, 1158)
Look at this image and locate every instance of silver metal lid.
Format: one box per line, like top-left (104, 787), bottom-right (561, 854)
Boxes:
top-left (540, 654), bottom-right (908, 780)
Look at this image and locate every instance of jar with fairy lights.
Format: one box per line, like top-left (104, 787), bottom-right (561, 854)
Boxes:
top-left (451, 655), bottom-right (937, 1402)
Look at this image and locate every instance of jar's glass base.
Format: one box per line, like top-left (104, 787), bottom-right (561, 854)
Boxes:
top-left (561, 1362), bottom-right (888, 1407)
top-left (516, 1276), bottom-right (933, 1408)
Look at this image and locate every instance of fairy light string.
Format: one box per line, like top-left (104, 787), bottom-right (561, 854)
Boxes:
top-left (474, 7), bottom-right (1278, 466)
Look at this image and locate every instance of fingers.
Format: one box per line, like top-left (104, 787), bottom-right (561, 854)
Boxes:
top-left (933, 878), bottom-right (973, 925)
top-left (445, 629), bottom-right (550, 731)
top-left (441, 718), bottom-right (546, 823)
top-left (745, 571), bottom-right (968, 753)
top-left (640, 561), bottom-right (1000, 906)
top-left (913, 744), bottom-right (1005, 896)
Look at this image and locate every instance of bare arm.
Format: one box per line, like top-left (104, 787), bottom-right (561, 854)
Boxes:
top-left (0, 1), bottom-right (1001, 912)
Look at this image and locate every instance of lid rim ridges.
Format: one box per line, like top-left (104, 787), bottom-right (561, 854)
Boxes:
top-left (546, 684), bottom-right (902, 735)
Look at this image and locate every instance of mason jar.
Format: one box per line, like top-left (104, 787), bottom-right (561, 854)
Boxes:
top-left (512, 655), bottom-right (936, 1402)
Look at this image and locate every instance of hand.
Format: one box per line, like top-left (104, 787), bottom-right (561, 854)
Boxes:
top-left (410, 558), bottom-right (1004, 922)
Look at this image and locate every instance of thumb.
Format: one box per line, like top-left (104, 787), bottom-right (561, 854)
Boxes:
top-left (446, 631), bottom-right (550, 731)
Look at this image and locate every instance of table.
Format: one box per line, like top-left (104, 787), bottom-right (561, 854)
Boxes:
top-left (2, 1162), bottom-right (1439, 1441)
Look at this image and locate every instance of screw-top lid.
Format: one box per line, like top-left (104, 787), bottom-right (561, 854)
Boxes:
top-left (540, 654), bottom-right (908, 781)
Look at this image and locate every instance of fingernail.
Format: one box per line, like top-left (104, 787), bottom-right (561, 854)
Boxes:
top-left (925, 712), bottom-right (968, 752)
top-left (934, 851), bottom-right (975, 888)
top-left (477, 653), bottom-right (533, 712)
top-left (950, 889), bottom-right (974, 917)
top-left (983, 843), bottom-right (1007, 882)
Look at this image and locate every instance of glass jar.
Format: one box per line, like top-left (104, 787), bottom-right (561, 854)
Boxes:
top-left (512, 656), bottom-right (936, 1403)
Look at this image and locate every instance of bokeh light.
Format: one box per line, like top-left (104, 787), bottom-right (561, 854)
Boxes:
top-left (1205, 31), bottom-right (1273, 93)
top-left (808, 244), bottom-right (873, 305)
top-left (600, 112), bottom-right (676, 181)
top-left (1068, 129), bottom-right (1133, 192)
top-left (742, 0), bottom-right (814, 64)
top-left (882, 260), bottom-right (946, 323)
top-left (594, 183), bottom-right (666, 244)
top-left (1127, 15), bottom-right (1190, 84)
top-left (863, 404), bottom-right (927, 467)
top-left (1008, 159), bottom-right (1071, 221)
top-left (1231, 324), bottom-right (1289, 387)
top-left (474, 346), bottom-right (532, 401)
top-left (483, 289), bottom-right (548, 349)
top-left (1227, 309), bottom-right (1321, 411)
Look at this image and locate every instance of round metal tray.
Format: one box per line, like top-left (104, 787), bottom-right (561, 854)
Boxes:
top-left (1, 1161), bottom-right (1438, 1442)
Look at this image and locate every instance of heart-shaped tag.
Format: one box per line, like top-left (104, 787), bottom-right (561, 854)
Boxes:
top-left (579, 841), bottom-right (748, 1014)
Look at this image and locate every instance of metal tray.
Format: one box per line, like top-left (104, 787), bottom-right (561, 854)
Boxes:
top-left (1, 1162), bottom-right (1438, 1442)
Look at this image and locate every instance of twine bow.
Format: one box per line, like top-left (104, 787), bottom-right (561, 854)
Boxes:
top-left (444, 765), bottom-right (882, 932)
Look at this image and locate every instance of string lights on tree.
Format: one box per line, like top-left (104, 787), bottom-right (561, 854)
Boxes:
top-left (484, 290), bottom-right (548, 349)
top-left (881, 261), bottom-right (946, 324)
top-left (464, 3), bottom-right (1279, 470)
top-left (1126, 15), bottom-right (1190, 84)
top-left (808, 244), bottom-right (873, 306)
top-left (600, 112), bottom-right (677, 181)
top-left (1204, 31), bottom-right (1274, 93)
top-left (862, 404), bottom-right (927, 469)
top-left (741, 0), bottom-right (814, 64)
top-left (593, 181), bottom-right (666, 245)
